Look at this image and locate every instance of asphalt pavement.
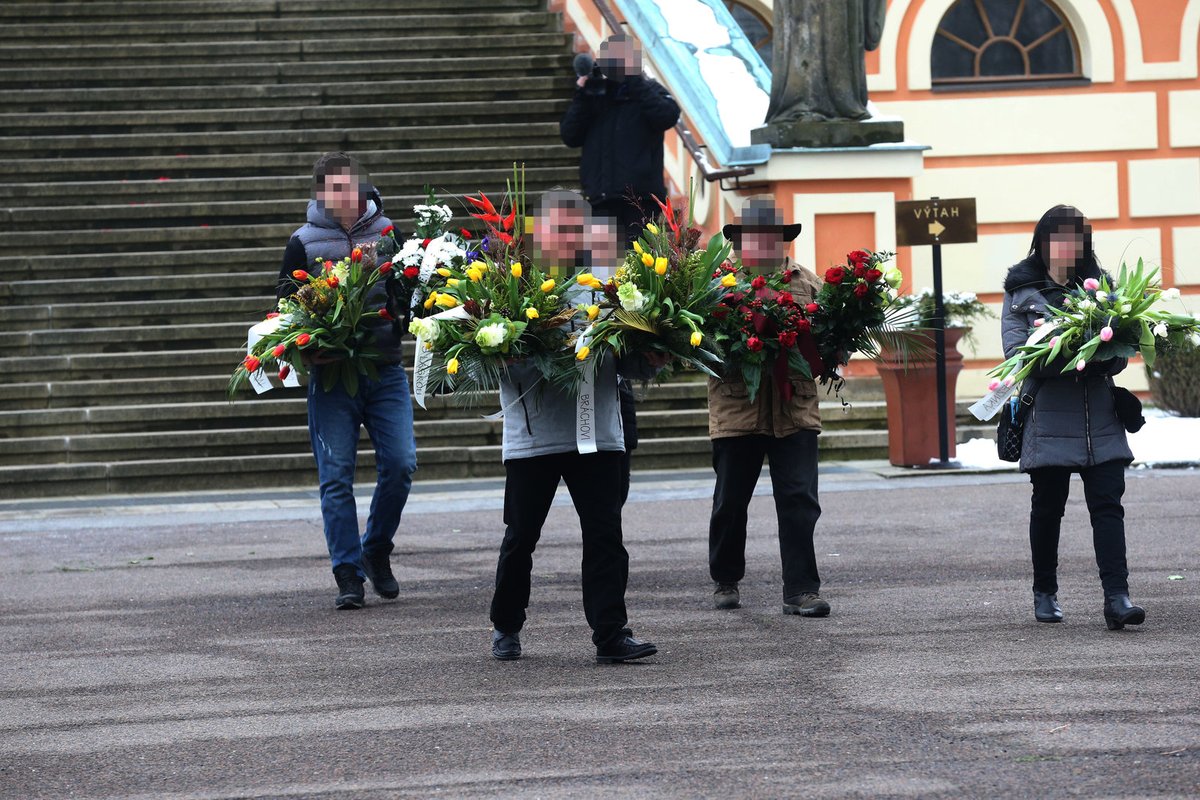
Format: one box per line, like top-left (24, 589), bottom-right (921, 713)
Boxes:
top-left (1, 464), bottom-right (1197, 799)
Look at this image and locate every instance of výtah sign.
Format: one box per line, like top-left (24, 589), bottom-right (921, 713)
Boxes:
top-left (895, 197), bottom-right (978, 246)
top-left (893, 196), bottom-right (978, 468)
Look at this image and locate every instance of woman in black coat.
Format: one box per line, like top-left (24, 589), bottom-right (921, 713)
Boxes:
top-left (1000, 205), bottom-right (1145, 630)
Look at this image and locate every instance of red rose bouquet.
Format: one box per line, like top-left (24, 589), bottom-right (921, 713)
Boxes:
top-left (810, 249), bottom-right (918, 390)
top-left (708, 263), bottom-right (825, 402)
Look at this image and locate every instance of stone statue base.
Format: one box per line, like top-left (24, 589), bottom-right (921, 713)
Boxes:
top-left (751, 117), bottom-right (905, 149)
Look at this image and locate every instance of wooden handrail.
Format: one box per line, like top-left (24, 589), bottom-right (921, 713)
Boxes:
top-left (585, 0), bottom-right (756, 183)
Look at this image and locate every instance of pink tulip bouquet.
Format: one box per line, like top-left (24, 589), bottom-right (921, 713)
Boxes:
top-left (989, 259), bottom-right (1200, 388)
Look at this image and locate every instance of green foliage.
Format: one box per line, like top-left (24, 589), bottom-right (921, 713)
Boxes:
top-left (1148, 339), bottom-right (1200, 417)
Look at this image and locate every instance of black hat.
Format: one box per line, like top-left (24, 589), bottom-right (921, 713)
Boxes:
top-left (722, 197), bottom-right (802, 246)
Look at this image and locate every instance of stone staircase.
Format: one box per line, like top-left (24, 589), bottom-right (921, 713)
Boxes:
top-left (0, 0), bottom-right (990, 499)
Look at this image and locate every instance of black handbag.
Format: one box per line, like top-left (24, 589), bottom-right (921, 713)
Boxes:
top-left (1111, 385), bottom-right (1146, 433)
top-left (997, 380), bottom-right (1042, 463)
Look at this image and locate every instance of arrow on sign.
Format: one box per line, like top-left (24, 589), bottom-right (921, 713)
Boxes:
top-left (929, 220), bottom-right (946, 237)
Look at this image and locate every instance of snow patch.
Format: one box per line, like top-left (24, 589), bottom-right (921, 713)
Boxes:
top-left (652, 0), bottom-right (769, 146)
top-left (952, 408), bottom-right (1200, 470)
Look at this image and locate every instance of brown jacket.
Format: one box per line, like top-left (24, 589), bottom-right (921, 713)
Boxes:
top-left (708, 265), bottom-right (823, 439)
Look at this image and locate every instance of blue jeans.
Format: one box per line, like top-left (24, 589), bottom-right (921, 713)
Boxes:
top-left (307, 362), bottom-right (417, 574)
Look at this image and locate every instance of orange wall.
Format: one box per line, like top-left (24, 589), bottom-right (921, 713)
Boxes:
top-left (871, 0), bottom-right (1200, 289)
top-left (1132, 0), bottom-right (1189, 62)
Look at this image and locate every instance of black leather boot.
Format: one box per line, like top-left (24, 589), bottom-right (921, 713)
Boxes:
top-left (1033, 591), bottom-right (1063, 623)
top-left (1103, 594), bottom-right (1145, 630)
top-left (491, 628), bottom-right (522, 660)
top-left (332, 564), bottom-right (365, 610)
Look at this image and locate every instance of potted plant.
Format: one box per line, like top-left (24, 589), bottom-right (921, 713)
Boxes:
top-left (875, 290), bottom-right (994, 466)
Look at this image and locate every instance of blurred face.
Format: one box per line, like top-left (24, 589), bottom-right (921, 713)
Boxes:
top-left (534, 203), bottom-right (586, 266)
top-left (598, 39), bottom-right (642, 79)
top-left (739, 229), bottom-right (787, 273)
top-left (1047, 225), bottom-right (1085, 284)
top-left (318, 168), bottom-right (361, 223)
top-left (584, 218), bottom-right (621, 278)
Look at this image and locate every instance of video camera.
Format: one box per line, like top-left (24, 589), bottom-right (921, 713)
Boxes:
top-left (573, 53), bottom-right (608, 96)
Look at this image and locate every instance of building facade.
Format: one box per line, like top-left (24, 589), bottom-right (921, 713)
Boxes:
top-left (556, 0), bottom-right (1200, 394)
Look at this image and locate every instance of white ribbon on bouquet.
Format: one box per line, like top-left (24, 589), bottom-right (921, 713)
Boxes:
top-left (574, 326), bottom-right (598, 454)
top-left (246, 315), bottom-right (300, 395)
top-left (969, 319), bottom-right (1059, 420)
top-left (412, 305), bottom-right (471, 409)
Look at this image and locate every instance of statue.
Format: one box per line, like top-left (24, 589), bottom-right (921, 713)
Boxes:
top-left (753, 0), bottom-right (901, 147)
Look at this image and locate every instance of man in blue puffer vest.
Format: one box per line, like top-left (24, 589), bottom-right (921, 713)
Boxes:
top-left (276, 152), bottom-right (417, 610)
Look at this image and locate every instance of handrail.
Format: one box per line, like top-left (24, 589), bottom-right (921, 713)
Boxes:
top-left (587, 0), bottom-right (756, 183)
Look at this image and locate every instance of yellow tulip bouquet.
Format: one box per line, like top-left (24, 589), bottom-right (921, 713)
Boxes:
top-left (577, 194), bottom-right (732, 379)
top-left (408, 168), bottom-right (591, 400)
top-left (409, 255), bottom-right (585, 398)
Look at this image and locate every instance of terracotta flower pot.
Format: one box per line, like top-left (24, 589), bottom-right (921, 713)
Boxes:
top-left (875, 327), bottom-right (970, 467)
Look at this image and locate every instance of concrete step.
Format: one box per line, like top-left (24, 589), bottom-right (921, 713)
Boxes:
top-left (0, 33), bottom-right (573, 67)
top-left (0, 385), bottom-right (713, 439)
top-left (0, 13), bottom-right (561, 44)
top-left (0, 348), bottom-right (244, 383)
top-left (0, 296), bottom-right (273, 331)
top-left (0, 54), bottom-right (575, 89)
top-left (0, 98), bottom-right (573, 136)
top-left (4, 76), bottom-right (567, 114)
top-left (0, 187), bottom-right (570, 233)
top-left (0, 166), bottom-right (575, 207)
top-left (0, 222), bottom-right (298, 257)
top-left (0, 123), bottom-right (564, 159)
top-left (0, 426), bottom-right (1001, 500)
top-left (0, 248), bottom-right (279, 282)
top-left (0, 321), bottom-right (255, 357)
top-left (0, 366), bottom-right (903, 423)
top-left (0, 0), bottom-right (543, 23)
top-left (0, 408), bottom-right (908, 466)
top-left (5, 271), bottom-right (274, 303)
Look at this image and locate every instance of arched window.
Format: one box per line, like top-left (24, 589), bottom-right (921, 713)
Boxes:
top-left (725, 1), bottom-right (773, 65)
top-left (932, 0), bottom-right (1082, 86)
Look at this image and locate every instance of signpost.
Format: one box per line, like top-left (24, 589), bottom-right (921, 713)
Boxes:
top-left (894, 197), bottom-right (978, 466)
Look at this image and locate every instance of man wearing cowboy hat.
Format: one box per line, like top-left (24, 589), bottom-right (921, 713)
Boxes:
top-left (707, 197), bottom-right (829, 617)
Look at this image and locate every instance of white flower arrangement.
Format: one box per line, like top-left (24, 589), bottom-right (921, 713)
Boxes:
top-left (420, 233), bottom-right (468, 281)
top-left (408, 316), bottom-right (440, 341)
top-left (474, 322), bottom-right (509, 349)
top-left (892, 287), bottom-right (991, 328)
top-left (617, 282), bottom-right (646, 312)
top-left (413, 203), bottom-right (453, 229)
top-left (396, 238), bottom-right (425, 268)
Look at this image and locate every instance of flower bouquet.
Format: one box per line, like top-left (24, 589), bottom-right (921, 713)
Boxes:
top-left (577, 193), bottom-right (731, 379)
top-left (228, 242), bottom-right (396, 398)
top-left (408, 255), bottom-right (582, 403)
top-left (810, 249), bottom-right (917, 379)
top-left (387, 189), bottom-right (471, 295)
top-left (989, 259), bottom-right (1200, 388)
top-left (707, 262), bottom-right (825, 402)
top-left (407, 169), bottom-right (600, 402)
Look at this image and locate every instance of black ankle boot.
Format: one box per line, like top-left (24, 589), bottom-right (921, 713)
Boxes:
top-left (333, 564), bottom-right (365, 610)
top-left (1033, 591), bottom-right (1062, 623)
top-left (1103, 594), bottom-right (1145, 630)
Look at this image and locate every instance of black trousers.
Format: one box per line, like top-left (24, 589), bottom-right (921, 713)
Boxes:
top-left (1028, 460), bottom-right (1129, 598)
top-left (490, 451), bottom-right (631, 646)
top-left (708, 431), bottom-right (822, 598)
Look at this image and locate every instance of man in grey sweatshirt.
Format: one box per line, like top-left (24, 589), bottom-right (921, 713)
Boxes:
top-left (488, 193), bottom-right (660, 664)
